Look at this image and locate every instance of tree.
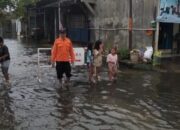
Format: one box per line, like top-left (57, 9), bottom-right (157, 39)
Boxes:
top-left (0, 0), bottom-right (15, 25)
top-left (14, 0), bottom-right (39, 18)
top-left (0, 0), bottom-right (14, 10)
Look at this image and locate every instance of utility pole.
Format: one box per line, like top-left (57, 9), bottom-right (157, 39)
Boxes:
top-left (58, 0), bottom-right (63, 30)
top-left (155, 0), bottom-right (160, 51)
top-left (178, 0), bottom-right (180, 17)
top-left (129, 0), bottom-right (133, 51)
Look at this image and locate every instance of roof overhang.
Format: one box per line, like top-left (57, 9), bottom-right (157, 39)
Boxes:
top-left (35, 0), bottom-right (96, 16)
top-left (37, 0), bottom-right (78, 8)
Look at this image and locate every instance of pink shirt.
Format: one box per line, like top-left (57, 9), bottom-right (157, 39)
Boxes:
top-left (107, 54), bottom-right (118, 64)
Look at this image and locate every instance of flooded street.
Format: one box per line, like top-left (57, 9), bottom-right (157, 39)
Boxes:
top-left (0, 39), bottom-right (180, 130)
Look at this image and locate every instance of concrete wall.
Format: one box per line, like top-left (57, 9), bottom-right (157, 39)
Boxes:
top-left (93, 0), bottom-right (158, 49)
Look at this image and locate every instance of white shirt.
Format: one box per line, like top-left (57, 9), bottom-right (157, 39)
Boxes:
top-left (107, 54), bottom-right (118, 64)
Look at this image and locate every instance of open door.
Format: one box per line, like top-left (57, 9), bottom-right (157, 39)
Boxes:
top-left (158, 23), bottom-right (173, 49)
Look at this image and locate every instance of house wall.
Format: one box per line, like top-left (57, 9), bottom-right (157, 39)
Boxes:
top-left (26, 0), bottom-right (159, 47)
top-left (93, 0), bottom-right (158, 49)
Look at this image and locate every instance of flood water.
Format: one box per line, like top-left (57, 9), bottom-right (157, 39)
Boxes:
top-left (0, 39), bottom-right (180, 130)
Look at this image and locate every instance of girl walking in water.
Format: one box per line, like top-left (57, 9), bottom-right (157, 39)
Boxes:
top-left (107, 47), bottom-right (118, 84)
top-left (92, 40), bottom-right (104, 83)
top-left (86, 43), bottom-right (94, 82)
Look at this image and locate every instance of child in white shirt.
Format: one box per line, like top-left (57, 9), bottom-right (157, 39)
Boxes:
top-left (107, 47), bottom-right (118, 82)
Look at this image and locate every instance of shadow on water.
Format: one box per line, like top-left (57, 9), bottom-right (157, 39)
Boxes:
top-left (0, 39), bottom-right (179, 130)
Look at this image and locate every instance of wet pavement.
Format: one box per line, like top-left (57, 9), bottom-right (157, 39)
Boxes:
top-left (0, 39), bottom-right (180, 130)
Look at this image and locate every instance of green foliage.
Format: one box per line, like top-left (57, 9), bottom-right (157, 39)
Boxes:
top-left (117, 48), bottom-right (130, 60)
top-left (0, 0), bottom-right (38, 25)
top-left (0, 0), bottom-right (14, 10)
top-left (0, 0), bottom-right (12, 24)
top-left (14, 0), bottom-right (39, 18)
top-left (0, 0), bottom-right (39, 25)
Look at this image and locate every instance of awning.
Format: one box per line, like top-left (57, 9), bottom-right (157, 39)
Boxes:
top-left (157, 0), bottom-right (180, 23)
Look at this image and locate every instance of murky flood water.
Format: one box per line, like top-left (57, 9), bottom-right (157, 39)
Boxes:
top-left (0, 39), bottom-right (180, 130)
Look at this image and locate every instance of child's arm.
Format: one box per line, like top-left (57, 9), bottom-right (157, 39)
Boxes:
top-left (94, 49), bottom-right (103, 58)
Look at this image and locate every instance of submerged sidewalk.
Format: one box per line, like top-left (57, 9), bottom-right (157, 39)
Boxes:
top-left (160, 56), bottom-right (180, 73)
top-left (120, 56), bottom-right (180, 73)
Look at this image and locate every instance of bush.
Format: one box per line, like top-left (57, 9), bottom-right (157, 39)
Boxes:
top-left (117, 48), bottom-right (130, 60)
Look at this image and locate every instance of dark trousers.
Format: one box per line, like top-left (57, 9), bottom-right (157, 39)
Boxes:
top-left (56, 62), bottom-right (72, 80)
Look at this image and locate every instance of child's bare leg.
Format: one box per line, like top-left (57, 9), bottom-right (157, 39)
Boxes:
top-left (93, 66), bottom-right (97, 78)
top-left (89, 65), bottom-right (93, 81)
top-left (107, 66), bottom-right (113, 86)
top-left (4, 73), bottom-right (9, 81)
top-left (97, 67), bottom-right (101, 81)
top-left (110, 71), bottom-right (113, 81)
top-left (108, 64), bottom-right (113, 81)
top-left (91, 66), bottom-right (97, 83)
top-left (112, 67), bottom-right (118, 80)
top-left (108, 70), bottom-right (111, 81)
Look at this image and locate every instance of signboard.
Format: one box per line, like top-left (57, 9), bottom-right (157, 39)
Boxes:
top-left (157, 0), bottom-right (180, 23)
top-left (73, 48), bottom-right (85, 66)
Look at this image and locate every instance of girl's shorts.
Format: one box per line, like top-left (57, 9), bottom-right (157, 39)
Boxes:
top-left (108, 63), bottom-right (117, 72)
top-left (1, 60), bottom-right (10, 74)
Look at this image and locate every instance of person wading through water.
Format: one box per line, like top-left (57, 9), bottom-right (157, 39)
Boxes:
top-left (92, 40), bottom-right (104, 83)
top-left (0, 37), bottom-right (10, 86)
top-left (51, 29), bottom-right (75, 90)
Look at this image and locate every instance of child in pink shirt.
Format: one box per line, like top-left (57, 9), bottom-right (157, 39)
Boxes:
top-left (107, 47), bottom-right (118, 82)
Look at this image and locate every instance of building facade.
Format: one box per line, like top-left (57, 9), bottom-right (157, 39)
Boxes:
top-left (93, 0), bottom-right (158, 50)
top-left (26, 0), bottom-right (180, 54)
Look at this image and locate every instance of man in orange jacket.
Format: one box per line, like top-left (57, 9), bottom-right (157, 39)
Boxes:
top-left (51, 29), bottom-right (75, 89)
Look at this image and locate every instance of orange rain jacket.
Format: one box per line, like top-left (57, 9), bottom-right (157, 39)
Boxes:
top-left (51, 37), bottom-right (75, 62)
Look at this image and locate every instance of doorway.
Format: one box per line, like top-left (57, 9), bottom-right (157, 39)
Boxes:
top-left (158, 23), bottom-right (173, 49)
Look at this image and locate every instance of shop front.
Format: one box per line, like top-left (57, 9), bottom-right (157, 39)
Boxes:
top-left (156, 0), bottom-right (180, 55)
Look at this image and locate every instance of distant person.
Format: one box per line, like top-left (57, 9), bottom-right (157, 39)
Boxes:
top-left (0, 37), bottom-right (10, 85)
top-left (107, 47), bottom-right (118, 85)
top-left (92, 40), bottom-right (104, 83)
top-left (51, 29), bottom-right (75, 89)
top-left (86, 43), bottom-right (94, 83)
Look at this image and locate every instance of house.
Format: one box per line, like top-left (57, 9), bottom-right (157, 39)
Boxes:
top-left (26, 0), bottom-right (157, 47)
top-left (156, 0), bottom-right (180, 55)
top-left (26, 0), bottom-right (180, 56)
top-left (27, 0), bottom-right (95, 43)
